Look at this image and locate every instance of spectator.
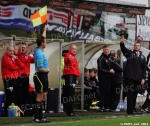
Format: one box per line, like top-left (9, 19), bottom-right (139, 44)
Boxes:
top-left (62, 44), bottom-right (80, 116)
top-left (109, 50), bottom-right (123, 111)
top-left (141, 52), bottom-right (150, 112)
top-left (89, 68), bottom-right (99, 100)
top-left (120, 35), bottom-right (146, 114)
top-left (97, 45), bottom-right (115, 112)
top-left (14, 46), bottom-right (25, 107)
top-left (93, 68), bottom-right (100, 100)
top-left (61, 50), bottom-right (69, 112)
top-left (18, 42), bottom-right (34, 109)
top-left (61, 50), bottom-right (69, 76)
top-left (1, 46), bottom-right (23, 116)
top-left (84, 68), bottom-right (93, 110)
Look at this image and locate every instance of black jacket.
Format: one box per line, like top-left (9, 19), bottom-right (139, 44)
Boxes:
top-left (97, 53), bottom-right (111, 80)
top-left (84, 76), bottom-right (96, 94)
top-left (147, 53), bottom-right (150, 72)
top-left (84, 76), bottom-right (93, 88)
top-left (90, 76), bottom-right (99, 86)
top-left (110, 57), bottom-right (123, 84)
top-left (120, 43), bottom-right (146, 82)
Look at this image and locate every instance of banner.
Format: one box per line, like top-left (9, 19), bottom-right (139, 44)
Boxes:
top-left (1, 0), bottom-right (147, 15)
top-left (137, 10), bottom-right (150, 41)
top-left (0, 5), bottom-right (135, 42)
top-left (0, 5), bottom-right (84, 31)
top-left (0, 6), bottom-right (18, 19)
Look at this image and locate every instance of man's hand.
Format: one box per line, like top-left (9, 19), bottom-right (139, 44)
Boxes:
top-left (141, 79), bottom-right (145, 85)
top-left (12, 55), bottom-right (17, 59)
top-left (110, 69), bottom-right (115, 74)
top-left (19, 44), bottom-right (22, 53)
top-left (76, 80), bottom-right (78, 85)
top-left (30, 48), bottom-right (34, 55)
top-left (120, 35), bottom-right (125, 43)
top-left (47, 69), bottom-right (49, 73)
top-left (68, 55), bottom-right (73, 60)
top-left (44, 24), bottom-right (48, 30)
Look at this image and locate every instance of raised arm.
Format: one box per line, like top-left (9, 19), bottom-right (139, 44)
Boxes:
top-left (42, 24), bottom-right (48, 38)
top-left (120, 36), bottom-right (131, 56)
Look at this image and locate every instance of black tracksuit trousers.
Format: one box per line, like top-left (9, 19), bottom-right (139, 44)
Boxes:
top-left (62, 75), bottom-right (76, 115)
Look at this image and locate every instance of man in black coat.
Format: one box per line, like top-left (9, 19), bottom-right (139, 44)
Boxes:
top-left (141, 52), bottom-right (150, 112)
top-left (97, 45), bottom-right (115, 111)
top-left (120, 36), bottom-right (146, 114)
top-left (109, 50), bottom-right (123, 111)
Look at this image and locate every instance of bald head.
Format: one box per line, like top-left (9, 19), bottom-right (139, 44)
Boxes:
top-left (69, 44), bottom-right (77, 55)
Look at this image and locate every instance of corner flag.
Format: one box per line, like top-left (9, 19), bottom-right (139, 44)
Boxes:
top-left (30, 6), bottom-right (47, 27)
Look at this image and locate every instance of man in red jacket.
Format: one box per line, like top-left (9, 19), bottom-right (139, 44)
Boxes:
top-left (18, 42), bottom-right (34, 109)
top-left (1, 46), bottom-right (23, 116)
top-left (63, 44), bottom-right (80, 116)
top-left (14, 46), bottom-right (25, 107)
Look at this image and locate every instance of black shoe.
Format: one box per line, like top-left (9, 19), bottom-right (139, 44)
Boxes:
top-left (67, 113), bottom-right (77, 116)
top-left (32, 118), bottom-right (45, 123)
top-left (41, 116), bottom-right (47, 122)
top-left (133, 109), bottom-right (142, 114)
top-left (109, 109), bottom-right (115, 112)
top-left (99, 108), bottom-right (103, 112)
top-left (103, 109), bottom-right (109, 112)
top-left (135, 111), bottom-right (142, 114)
top-left (127, 111), bottom-right (142, 115)
top-left (127, 111), bottom-right (137, 115)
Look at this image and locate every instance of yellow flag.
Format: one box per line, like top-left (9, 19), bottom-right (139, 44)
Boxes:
top-left (30, 6), bottom-right (47, 27)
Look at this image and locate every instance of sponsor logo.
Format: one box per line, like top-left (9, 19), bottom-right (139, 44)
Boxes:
top-left (0, 7), bottom-right (15, 17)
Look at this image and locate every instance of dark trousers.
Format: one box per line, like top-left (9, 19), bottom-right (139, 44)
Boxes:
top-left (142, 74), bottom-right (150, 109)
top-left (142, 93), bottom-right (150, 109)
top-left (147, 74), bottom-right (150, 93)
top-left (99, 76), bottom-right (110, 109)
top-left (18, 77), bottom-right (29, 108)
top-left (109, 83), bottom-right (121, 110)
top-left (123, 80), bottom-right (127, 101)
top-left (3, 78), bottom-right (17, 115)
top-left (62, 75), bottom-right (76, 115)
top-left (126, 79), bottom-right (140, 113)
top-left (84, 90), bottom-right (93, 110)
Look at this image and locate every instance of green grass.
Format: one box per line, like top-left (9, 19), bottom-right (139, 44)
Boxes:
top-left (0, 112), bottom-right (150, 126)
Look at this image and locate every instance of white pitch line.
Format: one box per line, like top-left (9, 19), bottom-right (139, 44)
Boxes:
top-left (20, 115), bottom-right (147, 126)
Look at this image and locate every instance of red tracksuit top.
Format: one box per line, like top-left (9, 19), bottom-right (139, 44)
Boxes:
top-left (18, 53), bottom-right (34, 77)
top-left (63, 51), bottom-right (80, 77)
top-left (1, 53), bottom-right (24, 79)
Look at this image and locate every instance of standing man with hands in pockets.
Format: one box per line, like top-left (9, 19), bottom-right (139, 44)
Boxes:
top-left (33, 24), bottom-right (49, 123)
top-left (120, 35), bottom-right (146, 114)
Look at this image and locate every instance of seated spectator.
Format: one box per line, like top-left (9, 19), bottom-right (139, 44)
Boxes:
top-left (84, 68), bottom-right (96, 110)
top-left (89, 68), bottom-right (99, 100)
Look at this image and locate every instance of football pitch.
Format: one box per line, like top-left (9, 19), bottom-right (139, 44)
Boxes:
top-left (0, 111), bottom-right (150, 126)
